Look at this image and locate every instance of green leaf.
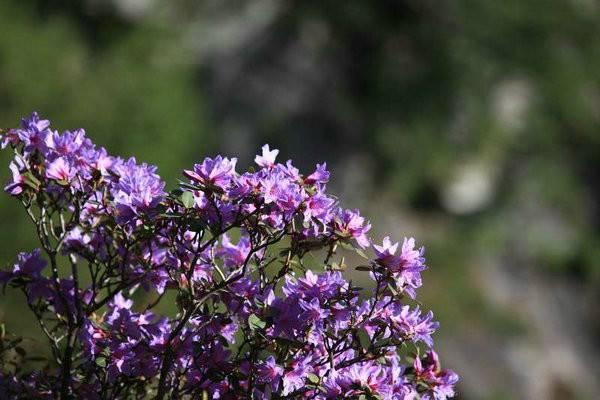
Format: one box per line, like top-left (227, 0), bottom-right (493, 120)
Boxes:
top-left (354, 248), bottom-right (369, 259)
top-left (181, 191), bottom-right (195, 208)
top-left (22, 171), bottom-right (40, 190)
top-left (170, 188), bottom-right (184, 196)
top-left (338, 241), bottom-right (354, 251)
top-left (248, 314), bottom-right (266, 330)
top-left (178, 180), bottom-right (202, 190)
top-left (306, 372), bottom-right (320, 385)
top-left (188, 219), bottom-right (207, 232)
top-left (387, 282), bottom-right (399, 296)
top-left (357, 328), bottom-right (371, 351)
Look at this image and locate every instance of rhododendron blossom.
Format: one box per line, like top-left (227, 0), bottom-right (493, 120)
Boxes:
top-left (0, 113), bottom-right (458, 399)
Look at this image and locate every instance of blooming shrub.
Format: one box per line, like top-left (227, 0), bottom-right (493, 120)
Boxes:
top-left (0, 113), bottom-right (458, 399)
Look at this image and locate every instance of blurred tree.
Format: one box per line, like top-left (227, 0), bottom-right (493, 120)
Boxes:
top-left (0, 0), bottom-right (213, 259)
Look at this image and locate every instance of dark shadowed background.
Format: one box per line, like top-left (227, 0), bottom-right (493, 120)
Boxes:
top-left (1, 1), bottom-right (599, 399)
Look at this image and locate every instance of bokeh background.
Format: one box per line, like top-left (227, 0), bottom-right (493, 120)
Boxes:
top-left (1, 1), bottom-right (600, 398)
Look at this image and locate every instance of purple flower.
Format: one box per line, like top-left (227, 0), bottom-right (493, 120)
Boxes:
top-left (334, 208), bottom-right (371, 248)
top-left (140, 267), bottom-right (170, 294)
top-left (298, 297), bottom-right (330, 322)
top-left (111, 157), bottom-right (165, 223)
top-left (255, 144), bottom-right (279, 168)
top-left (0, 128), bottom-right (20, 149)
top-left (0, 129), bottom-right (458, 399)
top-left (217, 233), bottom-right (252, 268)
top-left (17, 112), bottom-right (51, 154)
top-left (398, 237), bottom-right (426, 272)
top-left (25, 278), bottom-right (54, 302)
top-left (260, 173), bottom-right (286, 205)
top-left (1, 250), bottom-right (52, 301)
top-left (336, 363), bottom-right (386, 396)
top-left (389, 305), bottom-right (439, 347)
top-left (282, 356), bottom-right (312, 395)
top-left (283, 270), bottom-right (347, 300)
top-left (4, 159), bottom-right (26, 195)
top-left (373, 236), bottom-right (399, 265)
top-left (112, 292), bottom-right (134, 310)
top-left (304, 163), bottom-right (330, 185)
top-left (373, 236), bottom-right (426, 298)
top-left (183, 155), bottom-right (237, 190)
top-left (282, 160), bottom-right (301, 181)
top-left (229, 171), bottom-right (260, 199)
top-left (90, 148), bottom-right (114, 174)
top-left (45, 157), bottom-right (74, 182)
top-left (45, 128), bottom-right (87, 155)
top-left (11, 249), bottom-right (47, 278)
top-left (414, 351), bottom-right (459, 400)
top-left (303, 190), bottom-right (335, 224)
top-left (257, 356), bottom-right (283, 391)
top-left (259, 174), bottom-right (303, 217)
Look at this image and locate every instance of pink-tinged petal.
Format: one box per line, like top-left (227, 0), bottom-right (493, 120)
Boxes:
top-left (255, 144), bottom-right (279, 168)
top-left (46, 157), bottom-right (73, 182)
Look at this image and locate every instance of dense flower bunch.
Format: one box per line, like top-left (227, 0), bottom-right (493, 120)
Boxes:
top-left (0, 113), bottom-right (458, 399)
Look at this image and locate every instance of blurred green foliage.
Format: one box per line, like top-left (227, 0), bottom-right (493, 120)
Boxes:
top-left (0, 0), bottom-right (214, 258)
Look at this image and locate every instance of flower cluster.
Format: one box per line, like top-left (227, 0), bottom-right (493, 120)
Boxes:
top-left (0, 114), bottom-right (458, 399)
